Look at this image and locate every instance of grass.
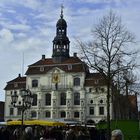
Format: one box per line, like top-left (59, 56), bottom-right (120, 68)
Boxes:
top-left (96, 120), bottom-right (140, 140)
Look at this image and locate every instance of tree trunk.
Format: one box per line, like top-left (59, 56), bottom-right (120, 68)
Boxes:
top-left (107, 76), bottom-right (111, 140)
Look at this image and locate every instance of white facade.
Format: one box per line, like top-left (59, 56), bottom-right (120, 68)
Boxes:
top-left (4, 68), bottom-right (112, 123)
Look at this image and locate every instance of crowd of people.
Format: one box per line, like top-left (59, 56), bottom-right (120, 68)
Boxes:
top-left (0, 125), bottom-right (107, 140)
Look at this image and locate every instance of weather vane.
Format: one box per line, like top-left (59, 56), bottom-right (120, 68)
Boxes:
top-left (60, 4), bottom-right (64, 18)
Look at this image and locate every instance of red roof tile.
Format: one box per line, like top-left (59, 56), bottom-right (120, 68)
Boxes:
top-left (29, 57), bottom-right (82, 66)
top-left (4, 75), bottom-right (26, 90)
top-left (86, 73), bottom-right (104, 79)
top-left (7, 76), bottom-right (26, 83)
top-left (85, 73), bottom-right (106, 86)
top-left (26, 57), bottom-right (89, 75)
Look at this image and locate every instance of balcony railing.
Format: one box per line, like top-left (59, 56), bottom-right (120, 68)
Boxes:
top-left (40, 85), bottom-right (72, 91)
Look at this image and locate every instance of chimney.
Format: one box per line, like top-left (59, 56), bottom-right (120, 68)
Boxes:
top-left (18, 74), bottom-right (21, 77)
top-left (73, 53), bottom-right (77, 57)
top-left (42, 55), bottom-right (45, 60)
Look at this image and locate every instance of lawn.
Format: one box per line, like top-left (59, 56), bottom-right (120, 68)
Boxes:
top-left (96, 120), bottom-right (140, 140)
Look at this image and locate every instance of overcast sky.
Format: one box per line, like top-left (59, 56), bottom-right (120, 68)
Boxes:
top-left (0, 0), bottom-right (140, 101)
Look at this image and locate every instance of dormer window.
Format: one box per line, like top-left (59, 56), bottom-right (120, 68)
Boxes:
top-left (95, 79), bottom-right (99, 84)
top-left (14, 83), bottom-right (18, 88)
top-left (40, 67), bottom-right (44, 72)
top-left (68, 65), bottom-right (72, 70)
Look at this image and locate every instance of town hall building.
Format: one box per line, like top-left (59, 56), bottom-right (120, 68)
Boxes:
top-left (4, 8), bottom-right (112, 123)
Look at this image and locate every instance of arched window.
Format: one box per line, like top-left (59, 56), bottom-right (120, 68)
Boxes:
top-left (46, 111), bottom-right (51, 118)
top-left (73, 77), bottom-right (80, 86)
top-left (74, 92), bottom-right (80, 105)
top-left (60, 111), bottom-right (66, 118)
top-left (45, 94), bottom-right (51, 106)
top-left (32, 80), bottom-right (38, 87)
top-left (60, 92), bottom-right (66, 105)
top-left (32, 94), bottom-right (37, 106)
top-left (31, 111), bottom-right (37, 118)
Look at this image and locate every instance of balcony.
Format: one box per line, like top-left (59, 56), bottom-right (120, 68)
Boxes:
top-left (40, 84), bottom-right (72, 91)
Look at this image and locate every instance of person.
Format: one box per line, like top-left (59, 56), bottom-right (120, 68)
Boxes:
top-left (13, 128), bottom-right (21, 140)
top-left (111, 129), bottom-right (124, 140)
top-left (0, 126), bottom-right (10, 140)
top-left (20, 127), bottom-right (34, 140)
top-left (77, 130), bottom-right (85, 140)
top-left (66, 128), bottom-right (76, 140)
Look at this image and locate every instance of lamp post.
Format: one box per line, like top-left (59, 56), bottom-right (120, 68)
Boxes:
top-left (11, 89), bottom-right (33, 129)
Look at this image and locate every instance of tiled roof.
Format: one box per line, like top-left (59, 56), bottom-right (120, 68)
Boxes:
top-left (7, 76), bottom-right (26, 83)
top-left (4, 74), bottom-right (26, 90)
top-left (128, 95), bottom-right (137, 109)
top-left (85, 73), bottom-right (106, 86)
top-left (4, 83), bottom-right (26, 90)
top-left (86, 73), bottom-right (104, 79)
top-left (26, 57), bottom-right (89, 75)
top-left (5, 57), bottom-right (108, 89)
top-left (29, 57), bottom-right (82, 66)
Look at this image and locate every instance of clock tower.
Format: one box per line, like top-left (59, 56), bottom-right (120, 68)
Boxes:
top-left (52, 5), bottom-right (70, 63)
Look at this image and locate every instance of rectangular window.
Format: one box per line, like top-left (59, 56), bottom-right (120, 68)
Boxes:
top-left (32, 94), bottom-right (37, 106)
top-left (60, 111), bottom-right (66, 118)
top-left (74, 112), bottom-right (79, 118)
top-left (74, 92), bottom-right (80, 105)
top-left (31, 111), bottom-right (37, 118)
top-left (10, 108), bottom-right (14, 115)
top-left (17, 108), bottom-right (22, 115)
top-left (89, 107), bottom-right (94, 115)
top-left (46, 111), bottom-right (51, 118)
top-left (99, 107), bottom-right (104, 115)
top-left (73, 77), bottom-right (80, 86)
top-left (89, 88), bottom-right (92, 92)
top-left (60, 93), bottom-right (66, 105)
top-left (32, 80), bottom-right (38, 88)
top-left (45, 94), bottom-right (51, 106)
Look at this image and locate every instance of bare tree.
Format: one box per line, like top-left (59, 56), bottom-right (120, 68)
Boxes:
top-left (77, 11), bottom-right (137, 140)
top-left (113, 67), bottom-right (137, 119)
